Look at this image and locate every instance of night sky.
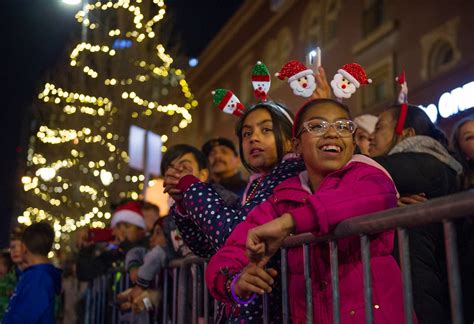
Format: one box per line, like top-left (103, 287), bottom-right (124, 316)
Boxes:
top-left (0, 0), bottom-right (241, 247)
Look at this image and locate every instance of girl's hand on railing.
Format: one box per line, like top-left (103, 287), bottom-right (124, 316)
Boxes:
top-left (129, 268), bottom-right (139, 283)
top-left (246, 213), bottom-right (295, 266)
top-left (311, 67), bottom-right (331, 100)
top-left (234, 263), bottom-right (277, 297)
top-left (397, 193), bottom-right (427, 207)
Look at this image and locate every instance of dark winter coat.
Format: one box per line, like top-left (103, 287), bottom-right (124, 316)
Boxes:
top-left (212, 172), bottom-right (248, 198)
top-left (76, 238), bottom-right (148, 282)
top-left (374, 136), bottom-right (462, 324)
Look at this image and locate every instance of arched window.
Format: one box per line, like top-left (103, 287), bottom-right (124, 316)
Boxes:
top-left (428, 40), bottom-right (455, 77)
top-left (420, 17), bottom-right (460, 80)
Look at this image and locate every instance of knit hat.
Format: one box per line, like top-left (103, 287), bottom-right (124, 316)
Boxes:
top-left (110, 201), bottom-right (146, 229)
top-left (275, 60), bottom-right (313, 83)
top-left (337, 63), bottom-right (372, 88)
top-left (202, 137), bottom-right (238, 157)
top-left (353, 114), bottom-right (378, 134)
top-left (211, 88), bottom-right (245, 116)
top-left (251, 61), bottom-right (271, 82)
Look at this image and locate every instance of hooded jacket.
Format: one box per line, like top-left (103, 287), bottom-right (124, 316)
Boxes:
top-left (3, 263), bottom-right (62, 324)
top-left (207, 156), bottom-right (410, 324)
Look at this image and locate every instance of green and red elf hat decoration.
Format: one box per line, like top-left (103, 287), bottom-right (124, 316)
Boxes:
top-left (395, 71), bottom-right (408, 135)
top-left (251, 61), bottom-right (271, 101)
top-left (211, 88), bottom-right (245, 116)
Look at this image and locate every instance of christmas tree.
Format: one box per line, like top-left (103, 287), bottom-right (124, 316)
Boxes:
top-left (18, 0), bottom-right (197, 253)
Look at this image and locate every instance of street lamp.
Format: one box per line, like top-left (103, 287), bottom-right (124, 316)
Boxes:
top-left (62, 0), bottom-right (81, 5)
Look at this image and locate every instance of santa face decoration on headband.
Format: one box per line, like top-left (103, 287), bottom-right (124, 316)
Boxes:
top-left (275, 60), bottom-right (316, 98)
top-left (330, 63), bottom-right (372, 99)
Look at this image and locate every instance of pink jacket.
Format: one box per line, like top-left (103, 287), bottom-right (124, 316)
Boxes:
top-left (206, 155), bottom-right (411, 324)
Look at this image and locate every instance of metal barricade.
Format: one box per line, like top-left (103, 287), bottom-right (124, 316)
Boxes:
top-left (82, 190), bottom-right (473, 324)
top-left (277, 189), bottom-right (474, 324)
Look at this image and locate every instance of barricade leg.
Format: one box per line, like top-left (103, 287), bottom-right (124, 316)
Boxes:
top-left (360, 234), bottom-right (373, 324)
top-left (329, 240), bottom-right (340, 324)
top-left (443, 220), bottom-right (464, 324)
top-left (280, 248), bottom-right (289, 324)
top-left (303, 244), bottom-right (313, 324)
top-left (397, 228), bottom-right (414, 324)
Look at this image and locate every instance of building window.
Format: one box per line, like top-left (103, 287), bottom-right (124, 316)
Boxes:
top-left (428, 40), bottom-right (455, 77)
top-left (362, 0), bottom-right (385, 36)
top-left (420, 17), bottom-right (461, 80)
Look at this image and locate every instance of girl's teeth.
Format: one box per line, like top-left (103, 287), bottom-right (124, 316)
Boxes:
top-left (322, 145), bottom-right (341, 152)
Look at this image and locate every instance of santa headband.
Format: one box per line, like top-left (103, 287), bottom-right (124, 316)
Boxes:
top-left (395, 71), bottom-right (409, 135)
top-left (275, 60), bottom-right (317, 98)
top-left (211, 61), bottom-right (293, 124)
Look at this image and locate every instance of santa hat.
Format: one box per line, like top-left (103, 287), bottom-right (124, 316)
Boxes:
top-left (353, 114), bottom-right (378, 134)
top-left (251, 61), bottom-right (271, 82)
top-left (337, 63), bottom-right (372, 88)
top-left (110, 201), bottom-right (146, 229)
top-left (275, 60), bottom-right (313, 83)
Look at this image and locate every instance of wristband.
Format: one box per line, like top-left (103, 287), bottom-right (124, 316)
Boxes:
top-left (143, 297), bottom-right (153, 311)
top-left (230, 273), bottom-right (256, 305)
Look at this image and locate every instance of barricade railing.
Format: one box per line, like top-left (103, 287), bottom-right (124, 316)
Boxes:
top-left (82, 189), bottom-right (474, 324)
top-left (278, 189), bottom-right (474, 324)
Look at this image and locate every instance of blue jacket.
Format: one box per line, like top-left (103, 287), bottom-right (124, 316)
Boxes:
top-left (3, 263), bottom-right (62, 324)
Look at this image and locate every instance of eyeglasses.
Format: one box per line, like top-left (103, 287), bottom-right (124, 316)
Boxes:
top-left (298, 119), bottom-right (356, 137)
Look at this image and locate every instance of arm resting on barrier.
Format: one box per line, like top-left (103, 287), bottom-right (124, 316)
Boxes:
top-left (291, 169), bottom-right (398, 234)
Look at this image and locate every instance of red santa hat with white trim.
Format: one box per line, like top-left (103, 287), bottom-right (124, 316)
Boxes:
top-left (275, 60), bottom-right (313, 83)
top-left (110, 201), bottom-right (146, 229)
top-left (337, 63), bottom-right (372, 88)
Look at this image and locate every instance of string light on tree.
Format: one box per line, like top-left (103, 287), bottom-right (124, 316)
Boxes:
top-left (18, 0), bottom-right (196, 253)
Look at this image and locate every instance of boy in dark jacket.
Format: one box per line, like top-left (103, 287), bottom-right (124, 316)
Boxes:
top-left (3, 222), bottom-right (62, 324)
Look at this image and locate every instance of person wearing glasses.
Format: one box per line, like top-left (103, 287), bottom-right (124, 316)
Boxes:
top-left (206, 99), bottom-right (411, 324)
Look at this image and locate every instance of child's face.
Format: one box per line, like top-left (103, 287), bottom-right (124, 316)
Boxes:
top-left (9, 240), bottom-right (24, 265)
top-left (355, 127), bottom-right (371, 156)
top-left (149, 224), bottom-right (166, 248)
top-left (368, 110), bottom-right (397, 157)
top-left (0, 259), bottom-right (9, 277)
top-left (295, 103), bottom-right (355, 177)
top-left (142, 208), bottom-right (160, 232)
top-left (168, 153), bottom-right (208, 182)
top-left (117, 222), bottom-right (144, 243)
top-left (241, 108), bottom-right (281, 173)
top-left (459, 120), bottom-right (474, 160)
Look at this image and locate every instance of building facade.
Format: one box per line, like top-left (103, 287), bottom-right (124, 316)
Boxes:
top-left (175, 0), bottom-right (474, 148)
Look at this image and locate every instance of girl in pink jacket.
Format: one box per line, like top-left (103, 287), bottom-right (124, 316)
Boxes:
top-left (206, 99), bottom-right (411, 323)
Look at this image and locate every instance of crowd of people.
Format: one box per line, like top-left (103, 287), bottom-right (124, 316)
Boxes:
top-left (0, 65), bottom-right (472, 323)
